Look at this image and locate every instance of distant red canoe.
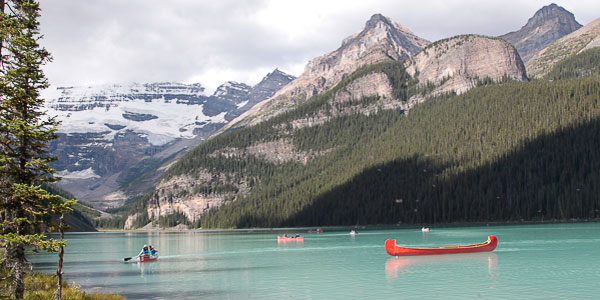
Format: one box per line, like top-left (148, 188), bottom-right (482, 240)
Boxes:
top-left (277, 236), bottom-right (304, 241)
top-left (307, 230), bottom-right (323, 233)
top-left (385, 235), bottom-right (497, 256)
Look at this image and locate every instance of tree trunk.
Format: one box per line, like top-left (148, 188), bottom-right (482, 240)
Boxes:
top-left (0, 0), bottom-right (5, 70)
top-left (6, 242), bottom-right (25, 299)
top-left (55, 214), bottom-right (65, 300)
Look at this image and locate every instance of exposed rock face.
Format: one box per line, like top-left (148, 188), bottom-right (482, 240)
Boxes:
top-left (202, 81), bottom-right (251, 117)
top-left (47, 70), bottom-right (293, 209)
top-left (225, 13), bottom-right (430, 129)
top-left (128, 171), bottom-right (252, 229)
top-left (289, 72), bottom-right (409, 129)
top-left (500, 3), bottom-right (582, 63)
top-left (527, 18), bottom-right (600, 78)
top-left (287, 36), bottom-right (528, 131)
top-left (225, 69), bottom-right (296, 121)
top-left (406, 35), bottom-right (528, 95)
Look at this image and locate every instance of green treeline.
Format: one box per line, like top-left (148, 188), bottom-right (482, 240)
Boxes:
top-left (544, 47), bottom-right (600, 80)
top-left (135, 52), bottom-right (600, 229)
top-left (157, 211), bottom-right (190, 228)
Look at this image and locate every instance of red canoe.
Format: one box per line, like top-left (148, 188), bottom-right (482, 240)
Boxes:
top-left (385, 235), bottom-right (497, 256)
top-left (307, 230), bottom-right (323, 233)
top-left (277, 236), bottom-right (304, 241)
top-left (138, 255), bottom-right (158, 262)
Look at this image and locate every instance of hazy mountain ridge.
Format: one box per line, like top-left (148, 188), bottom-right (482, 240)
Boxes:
top-left (500, 3), bottom-right (582, 63)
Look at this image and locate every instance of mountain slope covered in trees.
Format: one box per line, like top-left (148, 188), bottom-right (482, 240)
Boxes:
top-left (198, 75), bottom-right (600, 228)
top-left (117, 44), bottom-right (600, 229)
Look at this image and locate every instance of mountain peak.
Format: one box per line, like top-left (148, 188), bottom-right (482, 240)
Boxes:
top-left (500, 3), bottom-right (582, 62)
top-left (526, 3), bottom-right (579, 28)
top-left (257, 69), bottom-right (295, 88)
top-left (265, 68), bottom-right (295, 80)
top-left (223, 14), bottom-right (429, 129)
top-left (365, 13), bottom-right (389, 28)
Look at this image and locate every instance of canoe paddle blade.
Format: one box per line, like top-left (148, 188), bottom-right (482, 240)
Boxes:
top-left (123, 257), bottom-right (133, 262)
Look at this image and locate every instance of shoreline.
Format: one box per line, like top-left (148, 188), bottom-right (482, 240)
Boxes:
top-left (69, 218), bottom-right (599, 234)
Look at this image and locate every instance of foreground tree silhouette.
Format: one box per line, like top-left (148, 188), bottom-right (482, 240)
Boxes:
top-left (0, 1), bottom-right (74, 298)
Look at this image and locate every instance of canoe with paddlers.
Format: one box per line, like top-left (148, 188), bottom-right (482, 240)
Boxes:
top-left (277, 236), bottom-right (304, 241)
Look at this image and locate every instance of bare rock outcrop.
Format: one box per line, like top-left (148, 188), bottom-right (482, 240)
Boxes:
top-left (224, 13), bottom-right (429, 129)
top-left (500, 3), bottom-right (582, 63)
top-left (138, 171), bottom-right (251, 226)
top-left (527, 18), bottom-right (600, 78)
top-left (406, 35), bottom-right (528, 95)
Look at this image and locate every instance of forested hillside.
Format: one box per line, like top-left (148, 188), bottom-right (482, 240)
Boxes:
top-left (201, 76), bottom-right (600, 227)
top-left (544, 47), bottom-right (600, 80)
top-left (123, 48), bottom-right (600, 229)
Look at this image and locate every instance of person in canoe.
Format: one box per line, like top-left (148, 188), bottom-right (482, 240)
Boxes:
top-left (296, 234), bottom-right (300, 238)
top-left (283, 234), bottom-right (288, 237)
top-left (138, 244), bottom-right (150, 257)
top-left (149, 245), bottom-right (157, 256)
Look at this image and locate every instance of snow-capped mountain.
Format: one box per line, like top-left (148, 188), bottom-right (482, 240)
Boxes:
top-left (46, 70), bottom-right (295, 209)
top-left (46, 82), bottom-right (217, 146)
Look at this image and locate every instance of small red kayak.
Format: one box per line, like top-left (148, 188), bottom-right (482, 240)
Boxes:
top-left (385, 235), bottom-right (497, 256)
top-left (277, 236), bottom-right (304, 241)
top-left (138, 255), bottom-right (158, 262)
top-left (307, 230), bottom-right (323, 233)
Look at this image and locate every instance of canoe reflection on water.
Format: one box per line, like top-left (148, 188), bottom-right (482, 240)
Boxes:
top-left (135, 260), bottom-right (158, 278)
top-left (385, 252), bottom-right (498, 280)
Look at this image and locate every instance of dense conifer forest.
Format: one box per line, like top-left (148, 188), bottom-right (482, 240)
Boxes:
top-left (120, 49), bottom-right (600, 229)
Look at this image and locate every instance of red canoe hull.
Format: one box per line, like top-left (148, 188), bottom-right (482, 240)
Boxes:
top-left (138, 255), bottom-right (158, 262)
top-left (277, 236), bottom-right (304, 241)
top-left (308, 230), bottom-right (323, 233)
top-left (385, 235), bottom-right (497, 256)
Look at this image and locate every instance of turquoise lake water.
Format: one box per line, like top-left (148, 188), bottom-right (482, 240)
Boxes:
top-left (30, 223), bottom-right (600, 299)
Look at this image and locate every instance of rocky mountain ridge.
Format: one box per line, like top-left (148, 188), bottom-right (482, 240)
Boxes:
top-left (527, 17), bottom-right (600, 78)
top-left (406, 35), bottom-right (527, 96)
top-left (48, 69), bottom-right (294, 209)
top-left (500, 3), bottom-right (582, 63)
top-left (223, 13), bottom-right (430, 130)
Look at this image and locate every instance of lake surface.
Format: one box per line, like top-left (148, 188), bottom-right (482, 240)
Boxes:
top-left (31, 223), bottom-right (600, 299)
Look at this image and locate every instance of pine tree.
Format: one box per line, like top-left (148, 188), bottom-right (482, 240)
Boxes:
top-left (0, 1), bottom-right (74, 298)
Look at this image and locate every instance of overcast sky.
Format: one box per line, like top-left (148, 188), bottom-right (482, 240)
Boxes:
top-left (39, 0), bottom-right (600, 94)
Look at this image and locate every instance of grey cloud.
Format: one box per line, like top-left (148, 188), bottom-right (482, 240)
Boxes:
top-left (39, 0), bottom-right (600, 92)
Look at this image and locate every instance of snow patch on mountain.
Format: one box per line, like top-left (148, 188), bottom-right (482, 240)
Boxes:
top-left (57, 167), bottom-right (100, 179)
top-left (44, 82), bottom-right (215, 145)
